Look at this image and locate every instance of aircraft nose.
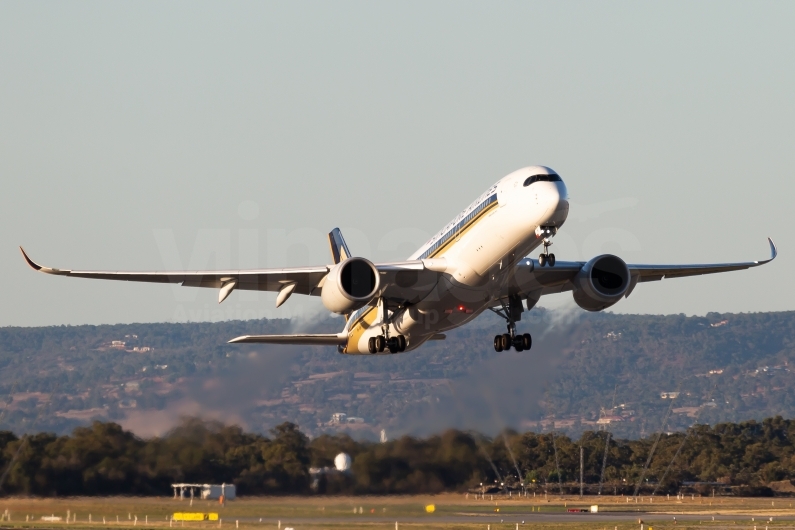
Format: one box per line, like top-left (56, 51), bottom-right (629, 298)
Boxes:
top-left (539, 182), bottom-right (569, 226)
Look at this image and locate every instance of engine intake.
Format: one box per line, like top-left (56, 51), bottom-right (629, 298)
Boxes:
top-left (321, 257), bottom-right (380, 314)
top-left (572, 254), bottom-right (631, 312)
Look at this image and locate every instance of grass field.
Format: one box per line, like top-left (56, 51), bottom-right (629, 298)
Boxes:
top-left (1, 494), bottom-right (795, 530)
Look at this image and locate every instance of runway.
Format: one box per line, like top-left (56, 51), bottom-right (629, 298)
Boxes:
top-left (244, 511), bottom-right (795, 525)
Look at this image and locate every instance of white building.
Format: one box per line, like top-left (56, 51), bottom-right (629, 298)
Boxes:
top-left (172, 483), bottom-right (236, 500)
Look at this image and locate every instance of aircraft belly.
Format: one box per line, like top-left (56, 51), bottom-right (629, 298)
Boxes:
top-left (344, 307), bottom-right (438, 354)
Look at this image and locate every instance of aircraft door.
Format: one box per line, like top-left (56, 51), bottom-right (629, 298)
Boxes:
top-left (497, 181), bottom-right (510, 207)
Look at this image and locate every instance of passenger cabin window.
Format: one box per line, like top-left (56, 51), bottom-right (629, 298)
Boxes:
top-left (523, 174), bottom-right (562, 186)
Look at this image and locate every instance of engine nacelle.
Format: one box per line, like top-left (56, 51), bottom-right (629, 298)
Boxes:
top-left (321, 257), bottom-right (380, 314)
top-left (572, 254), bottom-right (631, 312)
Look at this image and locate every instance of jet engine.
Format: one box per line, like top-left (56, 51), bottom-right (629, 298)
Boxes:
top-left (321, 257), bottom-right (381, 314)
top-left (572, 254), bottom-right (631, 311)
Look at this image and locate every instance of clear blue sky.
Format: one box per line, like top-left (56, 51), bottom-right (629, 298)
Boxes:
top-left (2, 1), bottom-right (793, 326)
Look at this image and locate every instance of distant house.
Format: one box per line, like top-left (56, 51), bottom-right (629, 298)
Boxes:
top-left (330, 412), bottom-right (365, 425)
top-left (660, 392), bottom-right (680, 399)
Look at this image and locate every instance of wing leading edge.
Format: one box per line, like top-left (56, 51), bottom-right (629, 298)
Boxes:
top-left (629, 237), bottom-right (777, 282)
top-left (509, 237), bottom-right (778, 298)
top-left (18, 247), bottom-right (441, 306)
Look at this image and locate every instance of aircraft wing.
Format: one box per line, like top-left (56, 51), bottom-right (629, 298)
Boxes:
top-left (509, 237), bottom-right (778, 298)
top-left (19, 247), bottom-right (441, 305)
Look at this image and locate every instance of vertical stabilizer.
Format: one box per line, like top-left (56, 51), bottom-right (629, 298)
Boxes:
top-left (328, 228), bottom-right (354, 325)
top-left (327, 228), bottom-right (352, 265)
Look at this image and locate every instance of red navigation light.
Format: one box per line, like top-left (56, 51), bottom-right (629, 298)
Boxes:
top-left (458, 305), bottom-right (466, 312)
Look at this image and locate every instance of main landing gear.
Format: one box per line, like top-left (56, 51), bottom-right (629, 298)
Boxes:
top-left (493, 329), bottom-right (532, 352)
top-left (368, 334), bottom-right (406, 354)
top-left (539, 238), bottom-right (555, 267)
top-left (489, 295), bottom-right (532, 352)
top-left (367, 297), bottom-right (407, 354)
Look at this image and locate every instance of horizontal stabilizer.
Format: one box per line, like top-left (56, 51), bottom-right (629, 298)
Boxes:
top-left (228, 334), bottom-right (346, 345)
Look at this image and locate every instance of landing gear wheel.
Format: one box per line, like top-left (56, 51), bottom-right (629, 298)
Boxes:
top-left (500, 333), bottom-right (511, 351)
top-left (513, 336), bottom-right (524, 352)
top-left (522, 333), bottom-right (532, 350)
top-left (397, 335), bottom-right (407, 352)
top-left (538, 253), bottom-right (547, 267)
top-left (548, 253), bottom-right (556, 267)
top-left (494, 335), bottom-right (504, 352)
top-left (375, 335), bottom-right (386, 353)
top-left (387, 339), bottom-right (399, 354)
top-left (368, 337), bottom-right (377, 354)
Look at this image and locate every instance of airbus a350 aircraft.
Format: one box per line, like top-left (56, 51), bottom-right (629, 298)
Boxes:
top-left (21, 166), bottom-right (777, 355)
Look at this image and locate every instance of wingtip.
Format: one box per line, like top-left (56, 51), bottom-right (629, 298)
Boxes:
top-left (19, 246), bottom-right (42, 271)
top-left (227, 336), bottom-right (249, 344)
top-left (18, 248), bottom-right (69, 275)
top-left (754, 237), bottom-right (778, 265)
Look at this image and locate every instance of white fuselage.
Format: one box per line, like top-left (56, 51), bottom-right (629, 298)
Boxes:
top-left (343, 166), bottom-right (569, 354)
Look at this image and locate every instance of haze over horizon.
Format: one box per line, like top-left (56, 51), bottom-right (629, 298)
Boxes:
top-left (2, 1), bottom-right (794, 327)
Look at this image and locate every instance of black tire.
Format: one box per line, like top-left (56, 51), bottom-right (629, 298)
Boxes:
top-left (388, 342), bottom-right (398, 354)
top-left (494, 335), bottom-right (503, 352)
top-left (539, 254), bottom-right (546, 267)
top-left (513, 336), bottom-right (524, 352)
top-left (375, 335), bottom-right (386, 352)
top-left (522, 333), bottom-right (532, 350)
top-left (548, 253), bottom-right (556, 267)
top-left (500, 333), bottom-right (511, 351)
top-left (368, 337), bottom-right (377, 354)
top-left (397, 335), bottom-right (407, 352)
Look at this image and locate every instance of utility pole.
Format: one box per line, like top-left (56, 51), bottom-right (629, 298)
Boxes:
top-left (580, 446), bottom-right (584, 499)
top-left (598, 431), bottom-right (611, 495)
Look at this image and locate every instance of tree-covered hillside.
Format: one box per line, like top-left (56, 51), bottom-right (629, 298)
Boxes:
top-left (0, 309), bottom-right (793, 439)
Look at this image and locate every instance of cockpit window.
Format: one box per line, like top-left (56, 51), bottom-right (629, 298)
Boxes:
top-left (524, 173), bottom-right (562, 186)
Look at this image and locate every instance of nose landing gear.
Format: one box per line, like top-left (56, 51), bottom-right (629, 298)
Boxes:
top-left (539, 238), bottom-right (555, 267)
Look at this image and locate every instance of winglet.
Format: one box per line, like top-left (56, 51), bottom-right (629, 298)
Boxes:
top-left (19, 246), bottom-right (42, 271)
top-left (757, 237), bottom-right (778, 265)
top-left (19, 247), bottom-right (69, 275)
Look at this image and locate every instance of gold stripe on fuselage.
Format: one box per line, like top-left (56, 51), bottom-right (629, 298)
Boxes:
top-left (347, 300), bottom-right (381, 351)
top-left (346, 199), bottom-right (499, 351)
top-left (423, 199), bottom-right (499, 263)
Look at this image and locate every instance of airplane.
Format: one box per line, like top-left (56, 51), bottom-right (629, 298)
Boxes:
top-left (20, 166), bottom-right (777, 355)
